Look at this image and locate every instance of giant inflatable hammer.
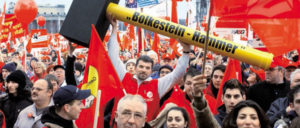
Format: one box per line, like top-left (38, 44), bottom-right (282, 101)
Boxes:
top-left (60, 0), bottom-right (273, 69)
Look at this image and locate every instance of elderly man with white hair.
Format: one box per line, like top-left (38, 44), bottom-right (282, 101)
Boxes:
top-left (113, 94), bottom-right (151, 128)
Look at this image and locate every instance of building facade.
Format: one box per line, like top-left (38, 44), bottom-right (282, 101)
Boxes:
top-left (7, 2), bottom-right (66, 33)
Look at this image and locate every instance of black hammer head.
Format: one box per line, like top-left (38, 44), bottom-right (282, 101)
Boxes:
top-left (60, 0), bottom-right (119, 47)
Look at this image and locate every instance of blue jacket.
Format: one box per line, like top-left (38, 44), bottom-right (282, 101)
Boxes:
top-left (214, 104), bottom-right (227, 125)
top-left (266, 97), bottom-right (289, 126)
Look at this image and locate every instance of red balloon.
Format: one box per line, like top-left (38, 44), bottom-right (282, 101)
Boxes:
top-left (37, 16), bottom-right (45, 27)
top-left (14, 0), bottom-right (38, 25)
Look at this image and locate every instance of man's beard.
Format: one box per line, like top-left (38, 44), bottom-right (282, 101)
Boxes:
top-left (137, 72), bottom-right (148, 80)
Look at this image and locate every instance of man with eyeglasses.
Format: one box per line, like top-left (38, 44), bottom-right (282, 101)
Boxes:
top-left (247, 64), bottom-right (290, 112)
top-left (14, 79), bottom-right (54, 128)
top-left (158, 65), bottom-right (173, 78)
top-left (114, 94), bottom-right (151, 128)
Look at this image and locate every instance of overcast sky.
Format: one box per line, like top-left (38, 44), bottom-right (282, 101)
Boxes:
top-left (0, 0), bottom-right (190, 19)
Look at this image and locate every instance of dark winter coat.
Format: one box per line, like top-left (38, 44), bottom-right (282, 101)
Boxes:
top-left (247, 81), bottom-right (290, 112)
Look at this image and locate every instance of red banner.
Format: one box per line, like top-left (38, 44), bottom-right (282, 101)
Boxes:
top-left (0, 14), bottom-right (26, 42)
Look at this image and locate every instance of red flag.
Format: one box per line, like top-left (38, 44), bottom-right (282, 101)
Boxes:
top-left (212, 0), bottom-right (300, 19)
top-left (212, 0), bottom-right (300, 56)
top-left (169, 0), bottom-right (182, 57)
top-left (215, 17), bottom-right (248, 28)
top-left (0, 1), bottom-right (6, 32)
top-left (151, 33), bottom-right (159, 55)
top-left (160, 86), bottom-right (197, 128)
top-left (128, 24), bottom-right (135, 40)
top-left (249, 18), bottom-right (300, 56)
top-left (170, 39), bottom-right (181, 57)
top-left (103, 33), bottom-right (110, 43)
top-left (137, 27), bottom-right (142, 56)
top-left (122, 34), bottom-right (130, 50)
top-left (171, 0), bottom-right (179, 24)
top-left (215, 58), bottom-right (242, 113)
top-left (116, 31), bottom-right (124, 51)
top-left (56, 50), bottom-right (61, 65)
top-left (21, 52), bottom-right (25, 69)
top-left (76, 25), bottom-right (122, 128)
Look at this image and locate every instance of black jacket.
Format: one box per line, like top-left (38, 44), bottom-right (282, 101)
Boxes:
top-left (41, 106), bottom-right (75, 128)
top-left (65, 55), bottom-right (79, 86)
top-left (214, 104), bottom-right (227, 125)
top-left (0, 94), bottom-right (32, 128)
top-left (247, 81), bottom-right (290, 112)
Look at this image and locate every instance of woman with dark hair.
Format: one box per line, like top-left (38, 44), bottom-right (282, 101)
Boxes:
top-left (203, 64), bottom-right (226, 99)
top-left (166, 107), bottom-right (189, 128)
top-left (0, 70), bottom-right (32, 128)
top-left (222, 100), bottom-right (271, 128)
top-left (49, 50), bottom-right (57, 63)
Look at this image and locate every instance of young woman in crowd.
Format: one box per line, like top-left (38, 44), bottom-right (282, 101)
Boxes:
top-left (222, 100), bottom-right (271, 128)
top-left (166, 107), bottom-right (189, 128)
top-left (0, 70), bottom-right (32, 128)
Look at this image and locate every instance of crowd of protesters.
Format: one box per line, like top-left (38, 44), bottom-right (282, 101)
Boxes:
top-left (0, 15), bottom-right (299, 128)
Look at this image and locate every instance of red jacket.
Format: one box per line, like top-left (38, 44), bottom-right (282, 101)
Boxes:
top-left (110, 73), bottom-right (160, 126)
top-left (30, 72), bottom-right (47, 83)
top-left (203, 84), bottom-right (217, 114)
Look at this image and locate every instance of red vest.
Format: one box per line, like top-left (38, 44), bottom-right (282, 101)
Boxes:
top-left (111, 73), bottom-right (160, 124)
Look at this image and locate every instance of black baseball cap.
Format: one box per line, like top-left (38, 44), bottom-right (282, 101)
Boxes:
top-left (53, 65), bottom-right (65, 71)
top-left (53, 85), bottom-right (91, 106)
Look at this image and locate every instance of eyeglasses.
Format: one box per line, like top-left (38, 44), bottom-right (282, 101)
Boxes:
top-left (160, 71), bottom-right (170, 74)
top-left (266, 68), bottom-right (279, 72)
top-left (120, 111), bottom-right (144, 121)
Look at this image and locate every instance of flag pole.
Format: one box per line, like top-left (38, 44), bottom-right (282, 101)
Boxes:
top-left (201, 0), bottom-right (213, 75)
top-left (93, 90), bottom-right (101, 128)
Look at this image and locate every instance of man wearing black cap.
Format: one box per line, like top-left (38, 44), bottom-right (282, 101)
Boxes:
top-left (158, 65), bottom-right (173, 78)
top-left (2, 62), bottom-right (17, 81)
top-left (41, 85), bottom-right (90, 128)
